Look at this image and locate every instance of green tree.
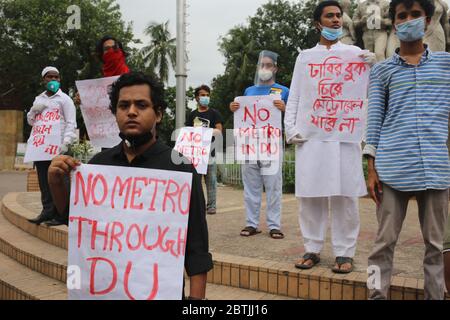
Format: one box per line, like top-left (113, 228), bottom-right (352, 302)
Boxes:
top-left (141, 21), bottom-right (176, 84)
top-left (210, 0), bottom-right (321, 129)
top-left (0, 0), bottom-right (135, 136)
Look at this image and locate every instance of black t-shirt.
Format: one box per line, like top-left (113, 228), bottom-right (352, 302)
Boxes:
top-left (186, 108), bottom-right (223, 158)
top-left (186, 108), bottom-right (223, 129)
top-left (87, 140), bottom-right (213, 277)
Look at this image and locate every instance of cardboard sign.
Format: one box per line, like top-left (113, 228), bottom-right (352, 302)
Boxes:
top-left (68, 164), bottom-right (192, 300)
top-left (174, 127), bottom-right (213, 175)
top-left (76, 77), bottom-right (121, 148)
top-left (24, 108), bottom-right (62, 163)
top-left (297, 49), bottom-right (370, 142)
top-left (233, 95), bottom-right (282, 161)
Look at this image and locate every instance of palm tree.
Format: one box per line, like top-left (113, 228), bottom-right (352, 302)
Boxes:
top-left (142, 21), bottom-right (176, 84)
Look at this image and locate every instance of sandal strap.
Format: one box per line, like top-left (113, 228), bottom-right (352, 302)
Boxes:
top-left (241, 226), bottom-right (256, 233)
top-left (335, 256), bottom-right (353, 266)
top-left (302, 252), bottom-right (320, 264)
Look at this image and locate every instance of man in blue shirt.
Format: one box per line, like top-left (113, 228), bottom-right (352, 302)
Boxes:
top-left (364, 0), bottom-right (450, 300)
top-left (229, 50), bottom-right (289, 239)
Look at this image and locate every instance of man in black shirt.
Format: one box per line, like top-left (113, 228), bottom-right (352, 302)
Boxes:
top-left (186, 85), bottom-right (223, 215)
top-left (48, 72), bottom-right (213, 299)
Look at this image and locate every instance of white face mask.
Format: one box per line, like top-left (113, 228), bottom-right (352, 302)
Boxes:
top-left (258, 69), bottom-right (273, 82)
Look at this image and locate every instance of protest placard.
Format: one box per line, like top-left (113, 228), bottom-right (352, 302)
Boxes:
top-left (68, 164), bottom-right (192, 300)
top-left (233, 95), bottom-right (282, 161)
top-left (174, 127), bottom-right (213, 175)
top-left (297, 49), bottom-right (370, 143)
top-left (24, 108), bottom-right (62, 163)
top-left (76, 76), bottom-right (121, 148)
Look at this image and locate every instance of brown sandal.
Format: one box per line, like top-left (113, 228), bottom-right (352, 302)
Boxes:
top-left (295, 252), bottom-right (320, 269)
top-left (240, 226), bottom-right (261, 237)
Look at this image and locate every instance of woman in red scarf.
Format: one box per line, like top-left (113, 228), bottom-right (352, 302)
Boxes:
top-left (96, 35), bottom-right (130, 77)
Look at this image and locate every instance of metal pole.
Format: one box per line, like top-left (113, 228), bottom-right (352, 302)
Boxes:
top-left (175, 0), bottom-right (187, 129)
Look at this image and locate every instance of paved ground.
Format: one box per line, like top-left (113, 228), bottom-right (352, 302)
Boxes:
top-left (0, 171), bottom-right (26, 199)
top-left (13, 176), bottom-right (443, 280)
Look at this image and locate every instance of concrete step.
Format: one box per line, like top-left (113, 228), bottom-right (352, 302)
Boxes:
top-left (0, 251), bottom-right (66, 300)
top-left (2, 192), bottom-right (68, 249)
top-left (0, 209), bottom-right (67, 282)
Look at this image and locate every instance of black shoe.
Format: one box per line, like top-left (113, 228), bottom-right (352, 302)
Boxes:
top-left (28, 213), bottom-right (53, 225)
top-left (43, 219), bottom-right (65, 227)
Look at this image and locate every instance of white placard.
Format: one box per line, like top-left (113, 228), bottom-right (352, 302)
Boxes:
top-left (174, 127), bottom-right (213, 175)
top-left (68, 164), bottom-right (192, 300)
top-left (76, 77), bottom-right (121, 148)
top-left (24, 108), bottom-right (62, 163)
top-left (233, 95), bottom-right (282, 161)
top-left (297, 49), bottom-right (370, 142)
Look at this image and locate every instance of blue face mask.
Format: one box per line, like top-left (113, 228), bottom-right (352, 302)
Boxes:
top-left (199, 96), bottom-right (210, 107)
top-left (395, 17), bottom-right (425, 42)
top-left (320, 26), bottom-right (343, 41)
top-left (46, 80), bottom-right (60, 93)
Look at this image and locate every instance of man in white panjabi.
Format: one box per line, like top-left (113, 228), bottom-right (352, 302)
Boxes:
top-left (284, 0), bottom-right (376, 273)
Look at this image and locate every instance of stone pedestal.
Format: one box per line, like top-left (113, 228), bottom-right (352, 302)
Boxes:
top-left (0, 110), bottom-right (24, 170)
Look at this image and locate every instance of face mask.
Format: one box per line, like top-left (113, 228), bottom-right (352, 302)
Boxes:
top-left (199, 96), bottom-right (210, 107)
top-left (320, 26), bottom-right (343, 41)
top-left (46, 80), bottom-right (60, 93)
top-left (119, 131), bottom-right (154, 149)
top-left (395, 17), bottom-right (425, 42)
top-left (258, 69), bottom-right (273, 82)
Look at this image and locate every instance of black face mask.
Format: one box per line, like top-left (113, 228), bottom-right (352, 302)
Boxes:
top-left (119, 131), bottom-right (154, 149)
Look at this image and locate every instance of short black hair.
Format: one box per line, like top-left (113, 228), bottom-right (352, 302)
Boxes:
top-left (96, 35), bottom-right (128, 62)
top-left (194, 85), bottom-right (211, 97)
top-left (313, 0), bottom-right (343, 22)
top-left (389, 0), bottom-right (435, 23)
top-left (109, 72), bottom-right (166, 115)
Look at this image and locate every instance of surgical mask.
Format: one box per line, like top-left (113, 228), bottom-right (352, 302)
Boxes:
top-left (46, 80), bottom-right (60, 93)
top-left (395, 17), bottom-right (425, 42)
top-left (199, 96), bottom-right (210, 107)
top-left (258, 69), bottom-right (273, 82)
top-left (320, 26), bottom-right (343, 41)
top-left (119, 131), bottom-right (154, 149)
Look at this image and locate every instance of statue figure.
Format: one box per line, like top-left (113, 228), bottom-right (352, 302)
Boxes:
top-left (354, 0), bottom-right (391, 61)
top-left (340, 0), bottom-right (357, 45)
top-left (423, 0), bottom-right (449, 52)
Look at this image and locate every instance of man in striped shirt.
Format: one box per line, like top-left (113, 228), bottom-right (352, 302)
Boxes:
top-left (364, 0), bottom-right (450, 300)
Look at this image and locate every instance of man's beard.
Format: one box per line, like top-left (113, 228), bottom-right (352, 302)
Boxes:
top-left (119, 131), bottom-right (154, 149)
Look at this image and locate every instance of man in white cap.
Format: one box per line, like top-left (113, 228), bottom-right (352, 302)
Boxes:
top-left (27, 66), bottom-right (77, 226)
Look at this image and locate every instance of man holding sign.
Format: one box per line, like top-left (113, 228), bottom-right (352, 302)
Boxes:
top-left (48, 72), bottom-right (213, 299)
top-left (26, 66), bottom-right (77, 226)
top-left (230, 50), bottom-right (289, 239)
top-left (185, 85), bottom-right (223, 215)
top-left (284, 1), bottom-right (376, 273)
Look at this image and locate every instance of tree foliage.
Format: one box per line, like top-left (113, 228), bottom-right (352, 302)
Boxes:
top-left (0, 0), bottom-right (135, 111)
top-left (141, 21), bottom-right (176, 84)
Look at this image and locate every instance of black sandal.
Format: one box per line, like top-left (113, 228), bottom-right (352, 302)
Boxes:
top-left (332, 257), bottom-right (354, 274)
top-left (295, 252), bottom-right (320, 269)
top-left (269, 229), bottom-right (285, 239)
top-left (240, 226), bottom-right (261, 237)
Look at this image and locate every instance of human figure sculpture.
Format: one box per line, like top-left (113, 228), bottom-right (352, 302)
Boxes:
top-left (340, 0), bottom-right (357, 44)
top-left (423, 0), bottom-right (449, 52)
top-left (354, 0), bottom-right (391, 61)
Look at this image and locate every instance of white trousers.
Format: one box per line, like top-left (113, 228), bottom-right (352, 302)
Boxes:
top-left (298, 196), bottom-right (360, 257)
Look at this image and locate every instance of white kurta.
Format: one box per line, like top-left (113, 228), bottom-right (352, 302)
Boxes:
top-left (284, 42), bottom-right (367, 198)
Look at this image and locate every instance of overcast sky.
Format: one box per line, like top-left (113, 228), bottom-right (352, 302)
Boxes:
top-left (116, 0), bottom-right (450, 88)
